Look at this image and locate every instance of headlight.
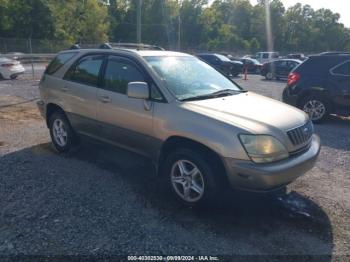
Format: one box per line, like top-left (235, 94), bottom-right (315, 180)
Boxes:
top-left (239, 134), bottom-right (289, 163)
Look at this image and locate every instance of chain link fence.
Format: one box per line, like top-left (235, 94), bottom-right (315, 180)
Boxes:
top-left (0, 36), bottom-right (287, 80)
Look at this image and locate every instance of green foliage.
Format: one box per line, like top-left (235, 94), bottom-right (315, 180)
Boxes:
top-left (0, 0), bottom-right (349, 53)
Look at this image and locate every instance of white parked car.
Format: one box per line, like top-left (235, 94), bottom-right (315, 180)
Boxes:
top-left (0, 57), bottom-right (25, 79)
top-left (254, 52), bottom-right (279, 64)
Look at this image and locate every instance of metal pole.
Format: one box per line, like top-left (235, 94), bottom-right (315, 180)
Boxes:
top-left (28, 37), bottom-right (35, 80)
top-left (178, 13), bottom-right (181, 51)
top-left (136, 0), bottom-right (142, 44)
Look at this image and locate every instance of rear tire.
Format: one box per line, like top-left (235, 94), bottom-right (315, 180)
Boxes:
top-left (49, 111), bottom-right (78, 153)
top-left (232, 71), bottom-right (240, 77)
top-left (163, 148), bottom-right (221, 207)
top-left (299, 95), bottom-right (330, 123)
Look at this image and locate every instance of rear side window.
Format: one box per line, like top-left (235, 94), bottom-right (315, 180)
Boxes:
top-left (295, 57), bottom-right (340, 75)
top-left (45, 52), bottom-right (77, 75)
top-left (65, 55), bottom-right (104, 86)
top-left (103, 57), bottom-right (145, 94)
top-left (332, 61), bottom-right (350, 76)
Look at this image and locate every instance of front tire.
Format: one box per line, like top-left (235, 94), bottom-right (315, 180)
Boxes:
top-left (300, 95), bottom-right (330, 123)
top-left (163, 148), bottom-right (220, 206)
top-left (49, 111), bottom-right (77, 152)
top-left (265, 72), bottom-right (274, 80)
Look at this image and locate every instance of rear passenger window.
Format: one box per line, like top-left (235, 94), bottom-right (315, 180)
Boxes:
top-left (103, 57), bottom-right (145, 94)
top-left (65, 55), bottom-right (104, 86)
top-left (45, 52), bottom-right (77, 75)
top-left (332, 61), bottom-right (350, 76)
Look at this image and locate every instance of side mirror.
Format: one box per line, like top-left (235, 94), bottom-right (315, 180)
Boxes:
top-left (127, 82), bottom-right (149, 99)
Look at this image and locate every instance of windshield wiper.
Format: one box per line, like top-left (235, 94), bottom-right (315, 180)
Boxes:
top-left (210, 89), bottom-right (246, 96)
top-left (181, 89), bottom-right (246, 101)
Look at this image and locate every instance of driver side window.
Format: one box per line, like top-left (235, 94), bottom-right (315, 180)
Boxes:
top-left (103, 57), bottom-right (145, 94)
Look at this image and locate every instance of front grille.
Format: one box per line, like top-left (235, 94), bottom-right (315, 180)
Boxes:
top-left (287, 121), bottom-right (313, 146)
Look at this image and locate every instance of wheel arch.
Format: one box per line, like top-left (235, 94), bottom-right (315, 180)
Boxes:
top-left (45, 103), bottom-right (67, 127)
top-left (297, 87), bottom-right (334, 112)
top-left (158, 136), bottom-right (228, 183)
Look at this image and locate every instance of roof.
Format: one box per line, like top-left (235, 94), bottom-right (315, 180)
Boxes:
top-left (272, 58), bottom-right (302, 63)
top-left (135, 50), bottom-right (192, 57)
top-left (60, 48), bottom-right (192, 58)
top-left (195, 53), bottom-right (219, 56)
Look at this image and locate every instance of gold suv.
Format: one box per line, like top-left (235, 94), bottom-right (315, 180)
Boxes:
top-left (37, 45), bottom-right (321, 206)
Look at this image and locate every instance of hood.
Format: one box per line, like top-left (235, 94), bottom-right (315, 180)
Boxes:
top-left (182, 92), bottom-right (308, 134)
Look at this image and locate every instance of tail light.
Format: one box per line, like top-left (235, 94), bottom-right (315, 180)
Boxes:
top-left (287, 72), bottom-right (300, 86)
top-left (1, 63), bottom-right (14, 67)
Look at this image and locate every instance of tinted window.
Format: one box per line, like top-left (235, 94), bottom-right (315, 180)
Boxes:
top-left (262, 53), bottom-right (269, 59)
top-left (46, 52), bottom-right (77, 75)
top-left (204, 55), bottom-right (218, 63)
top-left (277, 61), bottom-right (287, 67)
top-left (333, 61), bottom-right (350, 76)
top-left (287, 61), bottom-right (298, 68)
top-left (65, 55), bottom-right (104, 86)
top-left (103, 57), bottom-right (145, 94)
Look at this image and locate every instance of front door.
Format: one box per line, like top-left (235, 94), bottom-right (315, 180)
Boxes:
top-left (96, 55), bottom-right (155, 157)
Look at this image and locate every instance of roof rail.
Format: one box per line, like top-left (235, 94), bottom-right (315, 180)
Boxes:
top-left (318, 51), bottom-right (350, 56)
top-left (99, 43), bottom-right (113, 49)
top-left (104, 42), bottom-right (165, 51)
top-left (68, 42), bottom-right (165, 51)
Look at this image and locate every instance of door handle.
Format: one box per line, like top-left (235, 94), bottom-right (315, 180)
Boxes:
top-left (99, 95), bottom-right (111, 103)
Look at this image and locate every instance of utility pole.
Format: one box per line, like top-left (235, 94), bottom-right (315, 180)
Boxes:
top-left (177, 0), bottom-right (183, 51)
top-left (178, 13), bottom-right (181, 51)
top-left (136, 0), bottom-right (142, 44)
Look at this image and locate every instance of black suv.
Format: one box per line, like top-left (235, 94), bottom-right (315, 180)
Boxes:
top-left (283, 53), bottom-right (350, 122)
top-left (196, 53), bottom-right (243, 77)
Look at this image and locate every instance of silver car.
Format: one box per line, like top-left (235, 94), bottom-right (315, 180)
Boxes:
top-left (37, 46), bottom-right (321, 206)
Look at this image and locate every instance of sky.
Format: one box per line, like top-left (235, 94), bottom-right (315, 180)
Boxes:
top-left (249, 0), bottom-right (350, 27)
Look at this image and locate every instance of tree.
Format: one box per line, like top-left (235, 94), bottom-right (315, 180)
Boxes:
top-left (48, 0), bottom-right (109, 43)
top-left (2, 0), bottom-right (54, 39)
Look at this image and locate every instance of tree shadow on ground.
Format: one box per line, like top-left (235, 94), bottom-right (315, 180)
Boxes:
top-left (0, 141), bottom-right (334, 258)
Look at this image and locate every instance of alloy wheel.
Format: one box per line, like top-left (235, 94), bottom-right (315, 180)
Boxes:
top-left (52, 119), bottom-right (68, 147)
top-left (303, 99), bottom-right (326, 121)
top-left (170, 160), bottom-right (205, 203)
top-left (266, 72), bottom-right (274, 80)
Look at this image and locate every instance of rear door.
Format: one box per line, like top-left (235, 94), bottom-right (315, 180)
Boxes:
top-left (63, 54), bottom-right (105, 136)
top-left (275, 60), bottom-right (289, 77)
top-left (96, 55), bottom-right (155, 157)
top-left (330, 60), bottom-right (350, 112)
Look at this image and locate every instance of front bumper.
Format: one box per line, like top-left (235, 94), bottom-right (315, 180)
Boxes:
top-left (223, 134), bottom-right (321, 192)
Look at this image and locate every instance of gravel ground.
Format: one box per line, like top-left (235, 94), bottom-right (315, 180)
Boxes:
top-left (0, 73), bottom-right (349, 260)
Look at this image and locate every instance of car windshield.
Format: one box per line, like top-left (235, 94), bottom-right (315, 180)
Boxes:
top-left (249, 59), bottom-right (260, 64)
top-left (215, 54), bottom-right (231, 62)
top-left (144, 56), bottom-right (242, 101)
